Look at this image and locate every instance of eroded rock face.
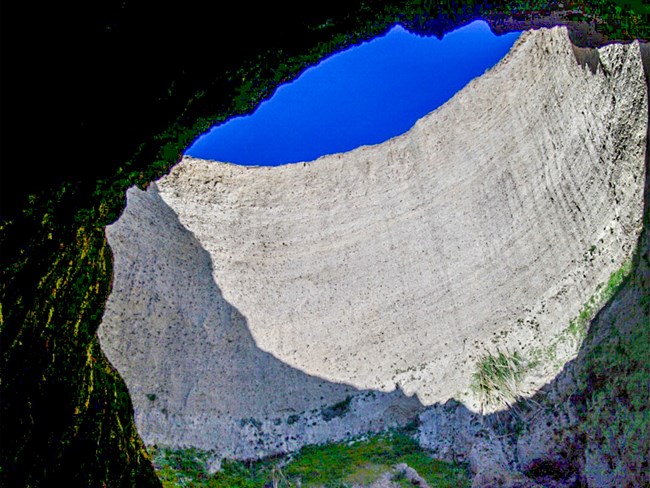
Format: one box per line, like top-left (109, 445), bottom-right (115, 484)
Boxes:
top-left (98, 26), bottom-right (647, 459)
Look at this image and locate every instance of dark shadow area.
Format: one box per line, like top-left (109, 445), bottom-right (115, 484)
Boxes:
top-left (571, 44), bottom-right (603, 75)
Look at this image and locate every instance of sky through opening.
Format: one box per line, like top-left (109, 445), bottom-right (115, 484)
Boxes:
top-left (185, 20), bottom-right (521, 166)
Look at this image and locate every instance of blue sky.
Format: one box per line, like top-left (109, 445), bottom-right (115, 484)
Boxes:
top-left (185, 20), bottom-right (521, 166)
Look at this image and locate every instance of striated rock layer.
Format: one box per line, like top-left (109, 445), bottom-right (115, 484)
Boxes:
top-left (98, 27), bottom-right (647, 459)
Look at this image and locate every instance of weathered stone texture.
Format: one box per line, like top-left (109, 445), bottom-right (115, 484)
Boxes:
top-left (98, 26), bottom-right (647, 458)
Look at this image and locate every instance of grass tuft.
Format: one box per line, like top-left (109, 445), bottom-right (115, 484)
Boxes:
top-left (471, 349), bottom-right (526, 411)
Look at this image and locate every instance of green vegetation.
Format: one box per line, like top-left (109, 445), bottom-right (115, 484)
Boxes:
top-left (515, 247), bottom-right (646, 482)
top-left (150, 432), bottom-right (470, 487)
top-left (568, 255), bottom-right (634, 342)
top-left (471, 349), bottom-right (526, 411)
top-left (397, 0), bottom-right (649, 39)
top-left (572, 246), bottom-right (649, 483)
top-left (525, 254), bottom-right (637, 374)
top-left (577, 319), bottom-right (649, 481)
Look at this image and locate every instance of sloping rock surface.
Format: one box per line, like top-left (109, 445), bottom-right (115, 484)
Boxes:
top-left (98, 27), bottom-right (646, 458)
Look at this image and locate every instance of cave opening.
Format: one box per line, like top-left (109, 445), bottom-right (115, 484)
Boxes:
top-left (184, 20), bottom-right (521, 166)
top-left (2, 2), bottom-right (648, 485)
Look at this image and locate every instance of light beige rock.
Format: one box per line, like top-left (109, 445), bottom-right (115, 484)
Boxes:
top-left (393, 463), bottom-right (430, 487)
top-left (98, 26), bottom-right (647, 459)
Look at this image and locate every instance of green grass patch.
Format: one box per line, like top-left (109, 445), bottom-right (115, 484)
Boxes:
top-left (150, 431), bottom-right (470, 487)
top-left (527, 254), bottom-right (636, 371)
top-left (568, 255), bottom-right (634, 343)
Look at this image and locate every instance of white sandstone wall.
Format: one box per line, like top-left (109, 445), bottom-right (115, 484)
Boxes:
top-left (98, 26), bottom-right (647, 459)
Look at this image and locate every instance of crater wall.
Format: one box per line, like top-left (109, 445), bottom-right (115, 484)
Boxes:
top-left (98, 26), bottom-right (647, 459)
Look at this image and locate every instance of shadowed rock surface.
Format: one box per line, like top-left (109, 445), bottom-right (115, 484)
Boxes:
top-left (100, 184), bottom-right (423, 460)
top-left (98, 26), bottom-right (647, 460)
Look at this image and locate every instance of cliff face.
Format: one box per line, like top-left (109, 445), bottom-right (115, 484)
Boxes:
top-left (98, 27), bottom-right (647, 463)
